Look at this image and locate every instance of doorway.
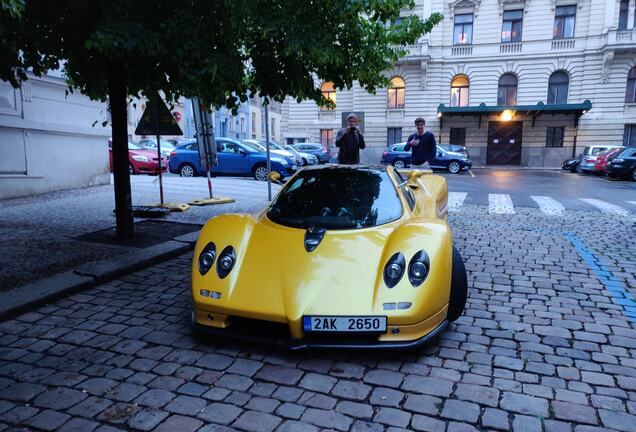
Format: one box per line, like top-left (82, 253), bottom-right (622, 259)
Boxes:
top-left (487, 121), bottom-right (522, 165)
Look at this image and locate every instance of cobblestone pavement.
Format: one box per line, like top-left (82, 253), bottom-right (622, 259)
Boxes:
top-left (0, 206), bottom-right (635, 432)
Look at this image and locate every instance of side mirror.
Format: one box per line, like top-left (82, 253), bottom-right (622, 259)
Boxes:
top-left (268, 171), bottom-right (283, 184)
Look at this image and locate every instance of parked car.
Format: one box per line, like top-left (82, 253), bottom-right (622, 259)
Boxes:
top-left (169, 138), bottom-right (296, 181)
top-left (108, 140), bottom-right (167, 175)
top-left (606, 146), bottom-right (636, 181)
top-left (593, 147), bottom-right (624, 175)
top-left (190, 164), bottom-right (468, 348)
top-left (292, 143), bottom-right (330, 163)
top-left (241, 140), bottom-right (296, 163)
top-left (578, 145), bottom-right (623, 173)
top-left (562, 158), bottom-right (580, 173)
top-left (281, 144), bottom-right (318, 166)
top-left (380, 143), bottom-right (472, 173)
top-left (243, 139), bottom-right (302, 167)
top-left (137, 138), bottom-right (175, 159)
top-left (438, 144), bottom-right (469, 159)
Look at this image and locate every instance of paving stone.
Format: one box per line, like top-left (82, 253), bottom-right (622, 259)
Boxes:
top-left (544, 419), bottom-right (573, 432)
top-left (228, 359), bottom-right (263, 377)
top-left (57, 417), bottom-right (99, 432)
top-left (373, 407), bottom-right (411, 428)
top-left (195, 354), bottom-right (234, 371)
top-left (300, 407), bottom-right (353, 431)
top-left (482, 408), bottom-right (509, 431)
top-left (411, 414), bottom-right (445, 432)
top-left (154, 414), bottom-right (202, 432)
top-left (106, 383), bottom-right (146, 402)
top-left (164, 395), bottom-right (206, 415)
top-left (133, 389), bottom-right (174, 409)
top-left (500, 392), bottom-right (549, 417)
top-left (441, 399), bottom-right (480, 423)
top-left (276, 402), bottom-right (305, 420)
top-left (232, 410), bottom-right (282, 432)
top-left (127, 407), bottom-right (168, 431)
top-left (79, 378), bottom-right (118, 396)
top-left (245, 397), bottom-right (280, 413)
top-left (401, 375), bottom-right (453, 397)
top-left (299, 373), bottom-right (336, 393)
top-left (447, 421), bottom-right (479, 432)
top-left (552, 401), bottom-right (599, 425)
top-left (454, 383), bottom-right (499, 407)
top-left (216, 373), bottom-right (253, 391)
top-left (276, 420), bottom-right (319, 432)
top-left (403, 394), bottom-right (443, 415)
top-left (363, 369), bottom-right (404, 387)
top-left (257, 366), bottom-right (304, 386)
top-left (513, 414), bottom-right (542, 432)
top-left (331, 381), bottom-right (371, 401)
top-left (0, 383), bottom-right (46, 402)
top-left (33, 387), bottom-right (87, 410)
top-left (369, 387), bottom-right (404, 407)
top-left (198, 403), bottom-right (242, 425)
top-left (599, 409), bottom-right (636, 432)
top-left (68, 396), bottom-right (113, 419)
top-left (336, 401), bottom-right (373, 420)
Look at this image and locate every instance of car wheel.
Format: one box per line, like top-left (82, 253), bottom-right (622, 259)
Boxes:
top-left (632, 168), bottom-right (636, 182)
top-left (447, 246), bottom-right (468, 322)
top-left (447, 161), bottom-right (461, 174)
top-left (253, 164), bottom-right (268, 181)
top-left (569, 167), bottom-right (577, 173)
top-left (576, 164), bottom-right (582, 174)
top-left (392, 159), bottom-right (406, 169)
top-left (179, 163), bottom-right (196, 177)
top-left (129, 164), bottom-right (136, 175)
top-left (302, 158), bottom-right (308, 166)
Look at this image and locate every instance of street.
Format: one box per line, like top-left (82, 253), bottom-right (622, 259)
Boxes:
top-left (0, 169), bottom-right (635, 431)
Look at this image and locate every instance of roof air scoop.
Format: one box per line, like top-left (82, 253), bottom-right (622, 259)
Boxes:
top-left (304, 226), bottom-right (326, 253)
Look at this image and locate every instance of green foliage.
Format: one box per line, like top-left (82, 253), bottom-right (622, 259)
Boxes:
top-left (0, 0), bottom-right (442, 110)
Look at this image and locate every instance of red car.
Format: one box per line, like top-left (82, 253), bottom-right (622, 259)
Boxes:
top-left (593, 147), bottom-right (624, 175)
top-left (108, 140), bottom-right (168, 175)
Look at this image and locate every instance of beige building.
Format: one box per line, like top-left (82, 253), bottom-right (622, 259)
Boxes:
top-left (282, 0), bottom-right (636, 167)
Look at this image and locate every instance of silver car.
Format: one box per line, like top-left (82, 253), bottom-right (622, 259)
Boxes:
top-left (137, 138), bottom-right (175, 159)
top-left (282, 144), bottom-right (318, 166)
top-left (579, 145), bottom-right (624, 173)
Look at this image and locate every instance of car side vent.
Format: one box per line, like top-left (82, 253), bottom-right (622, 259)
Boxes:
top-left (304, 227), bottom-right (326, 252)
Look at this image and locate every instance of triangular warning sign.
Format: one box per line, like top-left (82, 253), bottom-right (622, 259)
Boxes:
top-left (135, 96), bottom-right (183, 136)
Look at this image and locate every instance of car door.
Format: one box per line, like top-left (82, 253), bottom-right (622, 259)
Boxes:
top-left (216, 139), bottom-right (248, 174)
top-left (431, 147), bottom-right (447, 169)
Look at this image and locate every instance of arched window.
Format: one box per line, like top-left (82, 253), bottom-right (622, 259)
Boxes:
top-left (547, 71), bottom-right (569, 104)
top-left (497, 74), bottom-right (518, 105)
top-left (387, 77), bottom-right (405, 109)
top-left (320, 82), bottom-right (336, 110)
top-left (626, 67), bottom-right (636, 103)
top-left (450, 76), bottom-right (469, 107)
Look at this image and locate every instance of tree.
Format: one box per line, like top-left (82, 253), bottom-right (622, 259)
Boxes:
top-left (0, 0), bottom-right (442, 238)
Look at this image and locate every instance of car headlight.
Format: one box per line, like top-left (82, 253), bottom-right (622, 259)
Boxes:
top-left (383, 252), bottom-right (406, 288)
top-left (217, 246), bottom-right (236, 279)
top-left (613, 158), bottom-right (624, 163)
top-left (132, 155), bottom-right (149, 162)
top-left (408, 251), bottom-right (430, 286)
top-left (198, 242), bottom-right (216, 275)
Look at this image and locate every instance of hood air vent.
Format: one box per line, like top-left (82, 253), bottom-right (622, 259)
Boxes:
top-left (304, 226), bottom-right (326, 252)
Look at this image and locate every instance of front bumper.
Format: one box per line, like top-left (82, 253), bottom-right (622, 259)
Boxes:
top-left (135, 160), bottom-right (168, 173)
top-left (191, 307), bottom-right (448, 350)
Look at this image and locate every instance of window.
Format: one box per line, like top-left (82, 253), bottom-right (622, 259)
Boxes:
top-left (626, 67), bottom-right (636, 103)
top-left (497, 74), bottom-right (518, 105)
top-left (624, 125), bottom-right (636, 146)
top-left (502, 10), bottom-right (523, 43)
top-left (240, 116), bottom-right (245, 134)
top-left (619, 0), bottom-right (629, 30)
top-left (454, 14), bottom-right (473, 45)
top-left (450, 128), bottom-right (466, 145)
top-left (451, 76), bottom-right (469, 107)
top-left (218, 140), bottom-right (243, 154)
top-left (546, 127), bottom-right (565, 147)
top-left (387, 77), bottom-right (405, 109)
top-left (553, 5), bottom-right (576, 39)
top-left (547, 71), bottom-right (569, 104)
top-left (320, 82), bottom-right (336, 110)
top-left (271, 118), bottom-right (276, 136)
top-left (320, 129), bottom-right (334, 149)
top-left (387, 128), bottom-right (402, 146)
top-left (251, 113), bottom-right (256, 133)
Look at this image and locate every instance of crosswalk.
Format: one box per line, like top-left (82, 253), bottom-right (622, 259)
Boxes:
top-left (449, 192), bottom-right (635, 217)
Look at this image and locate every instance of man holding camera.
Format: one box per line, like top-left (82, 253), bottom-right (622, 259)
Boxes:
top-left (404, 117), bottom-right (436, 169)
top-left (335, 113), bottom-right (366, 164)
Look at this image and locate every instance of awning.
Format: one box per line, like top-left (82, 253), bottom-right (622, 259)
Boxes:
top-left (437, 100), bottom-right (592, 127)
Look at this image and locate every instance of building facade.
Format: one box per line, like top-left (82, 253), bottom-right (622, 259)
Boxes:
top-left (282, 0), bottom-right (636, 167)
top-left (0, 72), bottom-right (111, 199)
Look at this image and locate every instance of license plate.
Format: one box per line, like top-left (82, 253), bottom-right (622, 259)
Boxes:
top-left (303, 316), bottom-right (387, 333)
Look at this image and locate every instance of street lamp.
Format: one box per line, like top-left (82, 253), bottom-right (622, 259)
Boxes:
top-left (500, 110), bottom-right (514, 122)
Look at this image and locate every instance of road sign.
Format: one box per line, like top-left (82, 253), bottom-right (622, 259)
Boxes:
top-left (135, 96), bottom-right (184, 136)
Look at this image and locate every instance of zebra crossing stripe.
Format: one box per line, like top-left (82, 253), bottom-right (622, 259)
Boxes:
top-left (578, 198), bottom-right (631, 216)
top-left (530, 196), bottom-right (565, 216)
top-left (448, 192), bottom-right (468, 212)
top-left (488, 194), bottom-right (515, 214)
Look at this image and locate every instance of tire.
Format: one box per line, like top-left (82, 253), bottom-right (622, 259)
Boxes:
top-left (179, 163), bottom-right (196, 177)
top-left (392, 159), bottom-right (406, 169)
top-left (576, 164), bottom-right (583, 174)
top-left (447, 246), bottom-right (468, 322)
top-left (632, 168), bottom-right (636, 182)
top-left (569, 166), bottom-right (577, 173)
top-left (302, 158), bottom-right (308, 166)
top-left (447, 161), bottom-right (461, 174)
top-left (253, 164), bottom-right (268, 181)
top-left (128, 164), bottom-right (136, 175)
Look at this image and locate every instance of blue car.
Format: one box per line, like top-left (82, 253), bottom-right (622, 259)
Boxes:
top-left (291, 143), bottom-right (331, 164)
top-left (169, 137), bottom-right (296, 181)
top-left (380, 142), bottom-right (472, 174)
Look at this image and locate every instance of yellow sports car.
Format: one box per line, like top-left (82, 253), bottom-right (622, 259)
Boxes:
top-left (191, 164), bottom-right (467, 349)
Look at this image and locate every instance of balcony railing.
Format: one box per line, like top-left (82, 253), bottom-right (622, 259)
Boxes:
top-left (451, 45), bottom-right (473, 56)
top-left (551, 39), bottom-right (576, 51)
top-left (500, 42), bottom-right (522, 54)
top-left (604, 28), bottom-right (636, 48)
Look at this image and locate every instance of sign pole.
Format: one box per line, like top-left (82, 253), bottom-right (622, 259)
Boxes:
top-left (264, 98), bottom-right (271, 201)
top-left (154, 100), bottom-right (165, 205)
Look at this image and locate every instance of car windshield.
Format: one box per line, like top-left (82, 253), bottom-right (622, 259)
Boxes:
top-left (267, 167), bottom-right (403, 230)
top-left (242, 141), bottom-right (265, 152)
top-left (128, 142), bottom-right (141, 150)
top-left (591, 147), bottom-right (607, 155)
top-left (392, 144), bottom-right (405, 152)
top-left (257, 140), bottom-right (284, 151)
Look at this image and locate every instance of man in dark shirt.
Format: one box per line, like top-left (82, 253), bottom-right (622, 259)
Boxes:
top-left (335, 113), bottom-right (366, 164)
top-left (404, 117), bottom-right (436, 168)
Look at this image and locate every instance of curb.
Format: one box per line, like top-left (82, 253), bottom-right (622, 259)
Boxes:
top-left (0, 230), bottom-right (200, 321)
